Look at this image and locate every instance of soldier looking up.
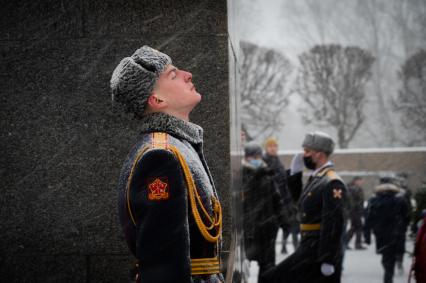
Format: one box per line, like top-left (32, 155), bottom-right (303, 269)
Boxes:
top-left (111, 46), bottom-right (224, 283)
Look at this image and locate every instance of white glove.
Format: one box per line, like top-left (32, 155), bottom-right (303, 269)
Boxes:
top-left (290, 153), bottom-right (304, 175)
top-left (320, 263), bottom-right (335, 276)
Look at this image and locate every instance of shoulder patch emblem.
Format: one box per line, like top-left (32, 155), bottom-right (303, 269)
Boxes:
top-left (148, 177), bottom-right (170, 201)
top-left (333, 188), bottom-right (343, 199)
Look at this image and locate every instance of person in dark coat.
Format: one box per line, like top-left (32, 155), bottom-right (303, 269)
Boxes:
top-left (364, 178), bottom-right (409, 283)
top-left (346, 176), bottom-right (366, 250)
top-left (262, 137), bottom-right (299, 253)
top-left (242, 142), bottom-right (284, 283)
top-left (262, 131), bottom-right (347, 283)
top-left (394, 173), bottom-right (412, 274)
top-left (111, 46), bottom-right (224, 283)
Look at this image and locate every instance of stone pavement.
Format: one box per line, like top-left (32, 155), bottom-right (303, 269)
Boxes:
top-left (248, 229), bottom-right (414, 283)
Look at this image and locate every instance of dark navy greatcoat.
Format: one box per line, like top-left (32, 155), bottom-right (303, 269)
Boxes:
top-left (364, 183), bottom-right (409, 255)
top-left (264, 164), bottom-right (347, 283)
top-left (117, 113), bottom-right (223, 283)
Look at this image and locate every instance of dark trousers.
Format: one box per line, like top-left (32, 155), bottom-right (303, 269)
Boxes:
top-left (262, 236), bottom-right (342, 283)
top-left (282, 224), bottom-right (300, 252)
top-left (255, 224), bottom-right (279, 283)
top-left (381, 247), bottom-right (397, 283)
top-left (346, 216), bottom-right (363, 247)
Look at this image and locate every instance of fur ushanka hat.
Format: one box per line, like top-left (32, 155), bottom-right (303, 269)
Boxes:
top-left (302, 131), bottom-right (335, 155)
top-left (110, 45), bottom-right (172, 117)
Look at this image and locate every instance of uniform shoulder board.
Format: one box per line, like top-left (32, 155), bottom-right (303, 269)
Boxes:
top-left (325, 169), bottom-right (342, 182)
top-left (151, 132), bottom-right (169, 149)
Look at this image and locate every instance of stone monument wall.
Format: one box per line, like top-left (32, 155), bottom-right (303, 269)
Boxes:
top-left (0, 1), bottom-right (230, 281)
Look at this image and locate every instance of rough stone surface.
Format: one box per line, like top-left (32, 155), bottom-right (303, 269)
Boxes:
top-left (0, 0), bottom-right (229, 281)
top-left (0, 255), bottom-right (87, 283)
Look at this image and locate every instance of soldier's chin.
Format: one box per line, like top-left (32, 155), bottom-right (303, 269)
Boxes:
top-left (192, 95), bottom-right (202, 108)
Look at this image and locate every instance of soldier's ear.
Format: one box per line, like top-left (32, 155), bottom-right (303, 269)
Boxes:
top-left (147, 94), bottom-right (166, 110)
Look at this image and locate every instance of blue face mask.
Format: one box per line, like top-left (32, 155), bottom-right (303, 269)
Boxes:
top-left (249, 159), bottom-right (263, 168)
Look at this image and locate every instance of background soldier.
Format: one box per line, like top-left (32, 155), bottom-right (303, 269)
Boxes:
top-left (364, 177), bottom-right (408, 283)
top-left (263, 131), bottom-right (347, 283)
top-left (111, 46), bottom-right (224, 283)
top-left (242, 142), bottom-right (284, 283)
top-left (346, 176), bottom-right (366, 250)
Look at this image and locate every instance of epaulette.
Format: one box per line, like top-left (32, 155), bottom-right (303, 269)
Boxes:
top-left (325, 170), bottom-right (342, 182)
top-left (151, 132), bottom-right (169, 150)
top-left (317, 167), bottom-right (342, 182)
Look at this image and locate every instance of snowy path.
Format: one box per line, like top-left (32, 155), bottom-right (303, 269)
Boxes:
top-left (248, 229), bottom-right (414, 283)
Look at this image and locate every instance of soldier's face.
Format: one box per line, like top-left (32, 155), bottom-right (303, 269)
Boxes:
top-left (153, 65), bottom-right (201, 114)
top-left (303, 148), bottom-right (321, 165)
top-left (303, 148), bottom-right (318, 159)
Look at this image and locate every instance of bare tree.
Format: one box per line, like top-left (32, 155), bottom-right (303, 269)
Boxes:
top-left (354, 0), bottom-right (401, 145)
top-left (295, 44), bottom-right (375, 148)
top-left (239, 41), bottom-right (293, 141)
top-left (394, 49), bottom-right (426, 144)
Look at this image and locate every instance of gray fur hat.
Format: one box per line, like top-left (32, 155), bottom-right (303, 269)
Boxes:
top-left (244, 142), bottom-right (263, 157)
top-left (110, 45), bottom-right (172, 117)
top-left (302, 131), bottom-right (335, 155)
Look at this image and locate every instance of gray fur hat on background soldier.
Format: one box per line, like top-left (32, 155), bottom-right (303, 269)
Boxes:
top-left (302, 131), bottom-right (335, 155)
top-left (110, 45), bottom-right (172, 118)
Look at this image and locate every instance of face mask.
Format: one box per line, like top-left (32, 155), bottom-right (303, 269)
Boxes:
top-left (303, 156), bottom-right (317, 170)
top-left (249, 159), bottom-right (263, 168)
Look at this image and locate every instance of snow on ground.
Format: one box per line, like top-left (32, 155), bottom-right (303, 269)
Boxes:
top-left (248, 229), bottom-right (414, 283)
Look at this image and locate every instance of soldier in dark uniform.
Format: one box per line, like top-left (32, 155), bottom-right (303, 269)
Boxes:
top-left (111, 46), bottom-right (224, 283)
top-left (262, 131), bottom-right (347, 283)
top-left (364, 178), bottom-right (408, 283)
top-left (346, 176), bottom-right (366, 250)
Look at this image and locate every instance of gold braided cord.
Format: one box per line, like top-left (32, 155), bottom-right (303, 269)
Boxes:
top-left (126, 132), bottom-right (222, 244)
top-left (193, 184), bottom-right (221, 230)
top-left (192, 189), bottom-right (221, 231)
top-left (169, 145), bottom-right (222, 243)
top-left (191, 257), bottom-right (219, 263)
top-left (126, 133), bottom-right (167, 226)
top-left (190, 257), bottom-right (220, 275)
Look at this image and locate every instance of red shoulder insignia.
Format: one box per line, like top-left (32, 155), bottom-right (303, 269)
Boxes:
top-left (147, 177), bottom-right (170, 201)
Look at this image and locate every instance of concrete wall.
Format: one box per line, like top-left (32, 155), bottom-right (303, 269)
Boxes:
top-left (0, 1), bottom-right (230, 282)
top-left (279, 148), bottom-right (426, 197)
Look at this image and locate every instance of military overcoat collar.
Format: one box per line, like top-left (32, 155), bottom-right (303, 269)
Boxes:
top-left (138, 112), bottom-right (204, 145)
top-left (300, 164), bottom-right (335, 202)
